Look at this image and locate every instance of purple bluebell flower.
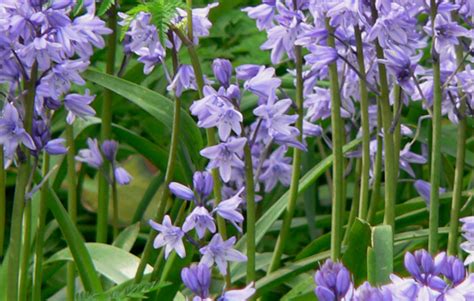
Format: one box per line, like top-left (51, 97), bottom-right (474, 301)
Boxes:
top-left (76, 138), bottom-right (103, 168)
top-left (242, 1), bottom-right (276, 31)
top-left (64, 90), bottom-right (96, 124)
top-left (169, 182), bottom-right (195, 201)
top-left (167, 65), bottom-right (198, 97)
top-left (0, 103), bottom-right (36, 159)
top-left (101, 140), bottom-right (118, 162)
top-left (460, 216), bottom-right (474, 265)
top-left (200, 138), bottom-right (246, 183)
top-left (182, 206), bottom-right (216, 239)
top-left (213, 59), bottom-right (233, 88)
top-left (353, 282), bottom-right (388, 301)
top-left (314, 259), bottom-right (353, 301)
top-left (243, 66), bottom-right (281, 101)
top-left (253, 98), bottom-right (299, 138)
top-left (425, 15), bottom-right (469, 55)
top-left (304, 45), bottom-right (338, 72)
top-left (20, 36), bottom-right (63, 71)
top-left (235, 64), bottom-right (261, 81)
top-left (193, 171), bottom-right (213, 201)
top-left (44, 138), bottom-right (67, 155)
top-left (404, 250), bottom-right (447, 290)
top-left (259, 146), bottom-right (292, 192)
top-left (399, 145), bottom-right (427, 178)
top-left (114, 167), bottom-right (132, 185)
top-left (175, 3), bottom-right (219, 45)
top-left (326, 0), bottom-right (360, 28)
top-left (181, 263), bottom-right (211, 300)
top-left (378, 48), bottom-right (422, 94)
top-left (304, 87), bottom-right (351, 122)
top-left (199, 234), bottom-right (247, 275)
top-left (442, 256), bottom-right (466, 286)
top-left (149, 215), bottom-right (186, 259)
top-left (414, 180), bottom-right (446, 206)
top-left (218, 283), bottom-right (256, 301)
top-left (385, 274), bottom-right (438, 301)
top-left (212, 188), bottom-right (244, 231)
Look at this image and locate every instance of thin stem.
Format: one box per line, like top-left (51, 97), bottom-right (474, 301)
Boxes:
top-left (0, 147), bottom-right (5, 257)
top-left (32, 153), bottom-right (50, 301)
top-left (97, 1), bottom-right (118, 243)
top-left (7, 62), bottom-right (37, 301)
top-left (344, 159), bottom-right (361, 243)
top-left (392, 86), bottom-right (402, 184)
top-left (267, 22), bottom-right (304, 272)
top-left (429, 0), bottom-right (442, 254)
top-left (354, 25), bottom-right (371, 221)
top-left (112, 176), bottom-right (119, 239)
top-left (65, 124), bottom-right (77, 301)
top-left (326, 18), bottom-right (345, 260)
top-left (367, 110), bottom-right (383, 224)
top-left (19, 198), bottom-right (32, 301)
top-left (370, 1), bottom-right (397, 231)
top-left (448, 14), bottom-right (466, 256)
top-left (244, 143), bottom-right (256, 284)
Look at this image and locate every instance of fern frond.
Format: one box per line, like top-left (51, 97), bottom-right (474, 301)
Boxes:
top-left (147, 0), bottom-right (184, 45)
top-left (97, 0), bottom-right (115, 16)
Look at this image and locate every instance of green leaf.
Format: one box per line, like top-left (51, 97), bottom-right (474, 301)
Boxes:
top-left (232, 138), bottom-right (361, 273)
top-left (45, 188), bottom-right (103, 293)
top-left (370, 225), bottom-right (393, 285)
top-left (281, 275), bottom-right (316, 301)
top-left (83, 69), bottom-right (203, 166)
top-left (113, 223), bottom-right (141, 252)
top-left (342, 218), bottom-right (371, 285)
top-left (147, 0), bottom-right (184, 45)
top-left (72, 0), bottom-right (84, 16)
top-left (97, 0), bottom-right (114, 16)
top-left (47, 243), bottom-right (153, 284)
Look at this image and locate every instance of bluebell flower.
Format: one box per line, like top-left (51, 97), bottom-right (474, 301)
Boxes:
top-left (169, 182), bottom-right (195, 201)
top-left (167, 65), bottom-right (198, 97)
top-left (378, 48), bottom-right (422, 94)
top-left (182, 206), bottom-right (216, 239)
top-left (114, 167), bottom-right (132, 185)
top-left (213, 59), bottom-right (233, 88)
top-left (235, 64), bottom-right (261, 81)
top-left (218, 283), bottom-right (256, 301)
top-left (200, 138), bottom-right (246, 183)
top-left (460, 216), bottom-right (474, 265)
top-left (399, 145), bottom-right (428, 178)
top-left (353, 282), bottom-right (388, 301)
top-left (0, 103), bottom-right (36, 159)
top-left (175, 3), bottom-right (219, 45)
top-left (414, 180), bottom-right (446, 206)
top-left (101, 140), bottom-right (118, 162)
top-left (304, 45), bottom-right (338, 72)
top-left (149, 215), bottom-right (186, 259)
top-left (243, 66), bottom-right (281, 101)
top-left (212, 188), bottom-right (244, 231)
top-left (44, 138), bottom-right (67, 155)
top-left (404, 250), bottom-right (447, 290)
top-left (253, 98), bottom-right (299, 138)
top-left (259, 146), bottom-right (292, 192)
top-left (64, 90), bottom-right (96, 124)
top-left (314, 259), bottom-right (353, 301)
top-left (181, 263), bottom-right (212, 300)
top-left (242, 0), bottom-right (276, 31)
top-left (193, 171), bottom-right (214, 201)
top-left (76, 138), bottom-right (103, 169)
top-left (425, 15), bottom-right (469, 55)
top-left (199, 234), bottom-right (247, 275)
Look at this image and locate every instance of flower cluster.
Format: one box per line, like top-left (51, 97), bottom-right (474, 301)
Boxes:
top-left (0, 0), bottom-right (111, 164)
top-left (76, 138), bottom-right (132, 186)
top-left (314, 249), bottom-right (474, 300)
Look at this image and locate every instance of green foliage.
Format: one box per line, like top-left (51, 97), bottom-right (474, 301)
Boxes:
top-left (97, 0), bottom-right (115, 16)
top-left (76, 281), bottom-right (167, 301)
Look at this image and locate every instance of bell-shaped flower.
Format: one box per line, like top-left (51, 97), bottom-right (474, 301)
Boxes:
top-left (149, 215), bottom-right (186, 259)
top-left (199, 234), bottom-right (247, 275)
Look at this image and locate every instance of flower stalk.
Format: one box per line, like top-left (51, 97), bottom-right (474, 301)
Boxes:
top-left (244, 143), bottom-right (256, 283)
top-left (0, 147), bottom-right (5, 257)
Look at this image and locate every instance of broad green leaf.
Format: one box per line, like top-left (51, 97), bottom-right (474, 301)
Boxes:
top-left (113, 223), bottom-right (141, 252)
top-left (342, 218), bottom-right (371, 285)
top-left (46, 188), bottom-right (103, 293)
top-left (47, 243), bottom-right (153, 284)
top-left (83, 69), bottom-right (203, 166)
top-left (233, 138), bottom-right (361, 258)
top-left (281, 274), bottom-right (315, 301)
top-left (295, 233), bottom-right (331, 260)
top-left (370, 225), bottom-right (393, 285)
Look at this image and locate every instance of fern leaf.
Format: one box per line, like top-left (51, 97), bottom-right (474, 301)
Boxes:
top-left (147, 0), bottom-right (184, 45)
top-left (97, 0), bottom-right (115, 16)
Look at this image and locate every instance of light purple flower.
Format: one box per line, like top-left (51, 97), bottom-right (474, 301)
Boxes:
top-left (236, 64), bottom-right (261, 81)
top-left (404, 250), bottom-right (447, 290)
top-left (199, 234), bottom-right (247, 275)
top-left (167, 65), bottom-right (198, 97)
top-left (0, 103), bottom-right (36, 158)
top-left (414, 180), bottom-right (446, 206)
top-left (193, 171), bottom-right (213, 201)
top-left (253, 98), bottom-right (298, 138)
top-left (259, 146), bottom-right (292, 192)
top-left (460, 216), bottom-right (474, 265)
top-left (169, 182), bottom-right (195, 201)
top-left (181, 263), bottom-right (211, 300)
top-left (243, 66), bottom-right (281, 101)
top-left (200, 138), bottom-right (246, 183)
top-left (114, 166), bottom-right (132, 185)
top-left (213, 188), bottom-right (244, 231)
top-left (175, 3), bottom-right (219, 45)
top-left (149, 215), bottom-right (186, 259)
top-left (304, 45), bottom-right (338, 71)
top-left (64, 89), bottom-right (96, 124)
top-left (44, 138), bottom-right (67, 155)
top-left (76, 138), bottom-right (103, 168)
top-left (314, 259), bottom-right (353, 301)
top-left (182, 206), bottom-right (216, 239)
top-left (219, 283), bottom-right (256, 301)
top-left (378, 48), bottom-right (422, 94)
top-left (242, 1), bottom-right (276, 30)
top-left (213, 58), bottom-right (233, 88)
top-left (101, 140), bottom-right (118, 162)
top-left (425, 15), bottom-right (469, 55)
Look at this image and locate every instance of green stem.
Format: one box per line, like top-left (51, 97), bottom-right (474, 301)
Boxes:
top-left (429, 0), bottom-right (442, 254)
top-left (244, 143), bottom-right (256, 284)
top-left (367, 110), bottom-right (383, 225)
top-left (392, 86), bottom-right (402, 180)
top-left (112, 177), bottom-right (119, 239)
top-left (32, 154), bottom-right (50, 301)
top-left (326, 19), bottom-right (345, 260)
top-left (447, 18), bottom-right (466, 256)
top-left (344, 159), bottom-right (361, 244)
top-left (97, 2), bottom-right (117, 243)
top-left (370, 1), bottom-right (397, 230)
top-left (19, 198), bottom-right (32, 301)
top-left (65, 124), bottom-right (77, 301)
top-left (354, 25), bottom-right (371, 221)
top-left (7, 63), bottom-right (37, 301)
top-left (267, 30), bottom-right (304, 273)
top-left (0, 147), bottom-right (5, 257)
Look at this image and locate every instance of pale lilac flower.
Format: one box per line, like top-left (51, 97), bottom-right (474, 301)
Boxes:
top-left (259, 146), bottom-right (292, 192)
top-left (199, 234), bottom-right (247, 275)
top-left (64, 90), bottom-right (96, 124)
top-left (242, 0), bottom-right (276, 30)
top-left (404, 250), bottom-right (447, 290)
top-left (182, 206), bottom-right (216, 239)
top-left (76, 138), bottom-right (103, 168)
top-left (213, 188), bottom-right (244, 231)
top-left (44, 138), bottom-right (67, 155)
top-left (253, 98), bottom-right (299, 138)
top-left (167, 65), bottom-right (198, 97)
top-left (149, 215), bottom-right (186, 259)
top-left (218, 283), bottom-right (256, 301)
top-left (169, 182), bottom-right (195, 201)
top-left (213, 58), bottom-right (233, 88)
top-left (175, 3), bottom-right (219, 45)
top-left (181, 263), bottom-right (212, 300)
top-left (243, 66), bottom-right (281, 100)
top-left (378, 48), bottom-right (422, 94)
top-left (425, 15), bottom-right (469, 55)
top-left (414, 180), bottom-right (446, 206)
top-left (101, 140), bottom-right (118, 162)
top-left (314, 259), bottom-right (353, 301)
top-left (200, 138), bottom-right (246, 183)
top-left (0, 103), bottom-right (36, 158)
top-left (460, 216), bottom-right (474, 265)
top-left (304, 45), bottom-right (338, 72)
top-left (353, 282), bottom-right (387, 301)
top-left (114, 167), bottom-right (132, 185)
top-left (399, 145), bottom-right (428, 178)
top-left (236, 64), bottom-right (261, 81)
top-left (193, 171), bottom-right (213, 201)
